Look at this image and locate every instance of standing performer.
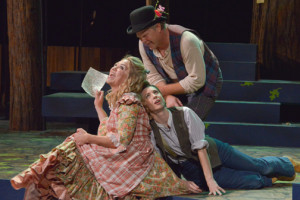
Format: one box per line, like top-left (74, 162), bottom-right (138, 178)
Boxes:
top-left (127, 5), bottom-right (223, 120)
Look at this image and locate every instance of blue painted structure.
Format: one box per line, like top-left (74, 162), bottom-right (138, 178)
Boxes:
top-left (207, 100), bottom-right (281, 123)
top-left (219, 61), bottom-right (256, 81)
top-left (293, 183), bottom-right (300, 200)
top-left (206, 42), bottom-right (257, 62)
top-left (205, 122), bottom-right (300, 147)
top-left (0, 179), bottom-right (25, 200)
top-left (219, 80), bottom-right (300, 104)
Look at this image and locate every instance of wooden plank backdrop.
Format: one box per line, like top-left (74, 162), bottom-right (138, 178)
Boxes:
top-left (46, 46), bottom-right (129, 86)
top-left (46, 46), bottom-right (77, 87)
top-left (251, 0), bottom-right (300, 80)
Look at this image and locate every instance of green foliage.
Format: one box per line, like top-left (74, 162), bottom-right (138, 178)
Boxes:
top-left (240, 82), bottom-right (254, 87)
top-left (269, 88), bottom-right (282, 101)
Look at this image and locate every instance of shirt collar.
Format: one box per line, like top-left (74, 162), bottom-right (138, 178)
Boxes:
top-left (153, 45), bottom-right (171, 58)
top-left (155, 109), bottom-right (173, 129)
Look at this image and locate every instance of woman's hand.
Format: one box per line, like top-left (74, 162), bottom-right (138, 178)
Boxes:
top-left (94, 90), bottom-right (105, 110)
top-left (183, 180), bottom-right (202, 193)
top-left (207, 178), bottom-right (226, 196)
top-left (74, 128), bottom-right (90, 145)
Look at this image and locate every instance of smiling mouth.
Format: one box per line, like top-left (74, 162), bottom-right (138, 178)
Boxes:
top-left (154, 99), bottom-right (160, 104)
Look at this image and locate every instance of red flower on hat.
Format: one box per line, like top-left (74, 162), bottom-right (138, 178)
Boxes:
top-left (154, 1), bottom-right (168, 19)
top-left (154, 9), bottom-right (162, 17)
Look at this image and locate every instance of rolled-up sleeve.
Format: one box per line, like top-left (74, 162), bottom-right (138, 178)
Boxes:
top-left (179, 31), bottom-right (206, 93)
top-left (183, 107), bottom-right (208, 151)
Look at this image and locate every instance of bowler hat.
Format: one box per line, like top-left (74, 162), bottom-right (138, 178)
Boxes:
top-left (127, 5), bottom-right (166, 35)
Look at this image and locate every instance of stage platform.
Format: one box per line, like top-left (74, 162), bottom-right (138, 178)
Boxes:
top-left (0, 120), bottom-right (299, 200)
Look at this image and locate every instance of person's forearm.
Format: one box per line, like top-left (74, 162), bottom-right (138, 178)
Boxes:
top-left (96, 107), bottom-right (108, 122)
top-left (198, 148), bottom-right (214, 182)
top-left (87, 134), bottom-right (116, 148)
top-left (156, 81), bottom-right (186, 96)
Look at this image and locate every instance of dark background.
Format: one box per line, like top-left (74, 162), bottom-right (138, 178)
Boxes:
top-left (0, 0), bottom-right (7, 44)
top-left (44, 0), bottom-right (145, 48)
top-left (169, 0), bottom-right (253, 43)
top-left (0, 0), bottom-right (253, 54)
top-left (41, 0), bottom-right (253, 48)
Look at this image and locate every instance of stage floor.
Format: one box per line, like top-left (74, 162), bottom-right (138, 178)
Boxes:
top-left (0, 120), bottom-right (299, 200)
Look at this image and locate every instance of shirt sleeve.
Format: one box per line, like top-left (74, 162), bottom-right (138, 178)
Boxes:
top-left (179, 31), bottom-right (206, 93)
top-left (183, 107), bottom-right (208, 151)
top-left (118, 104), bottom-right (140, 145)
top-left (107, 104), bottom-right (140, 151)
top-left (97, 117), bottom-right (108, 136)
top-left (139, 40), bottom-right (166, 85)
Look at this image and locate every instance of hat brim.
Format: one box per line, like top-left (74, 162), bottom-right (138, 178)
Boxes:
top-left (127, 17), bottom-right (166, 35)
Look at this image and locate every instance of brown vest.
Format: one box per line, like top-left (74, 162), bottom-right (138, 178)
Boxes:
top-left (150, 107), bottom-right (221, 168)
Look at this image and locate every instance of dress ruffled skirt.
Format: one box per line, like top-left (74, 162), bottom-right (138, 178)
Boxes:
top-left (11, 138), bottom-right (189, 199)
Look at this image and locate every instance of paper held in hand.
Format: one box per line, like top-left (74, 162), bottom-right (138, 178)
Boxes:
top-left (81, 67), bottom-right (108, 97)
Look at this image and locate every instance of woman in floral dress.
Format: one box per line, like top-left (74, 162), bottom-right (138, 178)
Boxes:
top-left (11, 55), bottom-right (201, 199)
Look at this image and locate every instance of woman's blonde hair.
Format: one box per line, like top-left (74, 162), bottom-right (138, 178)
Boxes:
top-left (106, 55), bottom-right (148, 107)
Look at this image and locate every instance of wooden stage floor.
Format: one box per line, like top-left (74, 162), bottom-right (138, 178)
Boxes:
top-left (0, 120), bottom-right (299, 200)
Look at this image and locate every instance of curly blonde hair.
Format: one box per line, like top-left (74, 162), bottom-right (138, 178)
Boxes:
top-left (106, 55), bottom-right (148, 107)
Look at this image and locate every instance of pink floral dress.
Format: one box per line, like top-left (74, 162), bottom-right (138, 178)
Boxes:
top-left (11, 93), bottom-right (189, 199)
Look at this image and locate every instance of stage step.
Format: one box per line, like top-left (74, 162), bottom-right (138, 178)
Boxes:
top-left (49, 42), bottom-right (257, 92)
top-left (50, 73), bottom-right (300, 103)
top-left (50, 71), bottom-right (110, 92)
top-left (50, 71), bottom-right (86, 92)
top-left (43, 93), bottom-right (281, 123)
top-left (219, 80), bottom-right (300, 104)
top-left (0, 179), bottom-right (24, 200)
top-left (219, 61), bottom-right (256, 81)
top-left (207, 100), bottom-right (280, 123)
top-left (42, 93), bottom-right (106, 118)
top-left (49, 62), bottom-right (256, 92)
top-left (204, 121), bottom-right (300, 147)
top-left (206, 42), bottom-right (257, 62)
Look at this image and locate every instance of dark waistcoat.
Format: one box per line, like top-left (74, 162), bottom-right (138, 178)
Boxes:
top-left (144, 24), bottom-right (220, 98)
top-left (150, 107), bottom-right (221, 168)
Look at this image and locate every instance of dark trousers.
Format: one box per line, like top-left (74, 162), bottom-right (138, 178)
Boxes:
top-left (168, 138), bottom-right (294, 190)
top-left (185, 69), bottom-right (223, 120)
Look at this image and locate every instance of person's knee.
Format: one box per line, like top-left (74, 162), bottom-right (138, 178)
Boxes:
top-left (259, 165), bottom-right (274, 176)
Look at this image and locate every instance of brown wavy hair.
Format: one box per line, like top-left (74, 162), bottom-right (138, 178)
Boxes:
top-left (106, 55), bottom-right (148, 107)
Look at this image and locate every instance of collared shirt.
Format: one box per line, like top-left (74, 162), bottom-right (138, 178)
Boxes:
top-left (150, 106), bottom-right (208, 163)
top-left (139, 31), bottom-right (206, 93)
